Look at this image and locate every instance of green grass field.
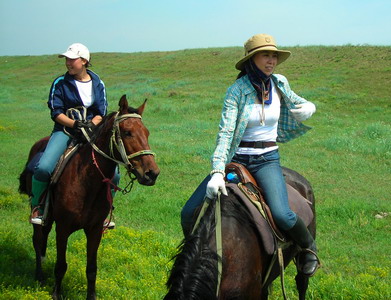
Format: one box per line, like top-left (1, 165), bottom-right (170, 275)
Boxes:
top-left (0, 45), bottom-right (390, 299)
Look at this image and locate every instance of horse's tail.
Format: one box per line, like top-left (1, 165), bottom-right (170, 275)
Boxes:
top-left (165, 199), bottom-right (219, 300)
top-left (18, 167), bottom-right (31, 195)
top-left (18, 136), bottom-right (50, 196)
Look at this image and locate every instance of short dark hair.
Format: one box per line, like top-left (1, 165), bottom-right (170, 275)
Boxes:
top-left (83, 58), bottom-right (91, 68)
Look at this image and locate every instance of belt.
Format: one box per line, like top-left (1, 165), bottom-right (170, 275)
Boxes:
top-left (239, 141), bottom-right (277, 148)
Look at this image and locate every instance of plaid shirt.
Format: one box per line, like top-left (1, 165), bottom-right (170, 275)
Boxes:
top-left (211, 74), bottom-right (312, 173)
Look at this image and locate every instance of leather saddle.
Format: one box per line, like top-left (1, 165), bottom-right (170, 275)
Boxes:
top-left (27, 139), bottom-right (81, 186)
top-left (224, 162), bottom-right (314, 255)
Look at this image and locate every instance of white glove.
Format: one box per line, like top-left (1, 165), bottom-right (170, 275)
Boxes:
top-left (291, 102), bottom-right (316, 122)
top-left (206, 173), bottom-right (228, 199)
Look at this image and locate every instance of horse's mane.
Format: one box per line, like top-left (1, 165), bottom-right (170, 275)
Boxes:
top-left (165, 199), bottom-right (219, 300)
top-left (126, 106), bottom-right (139, 114)
top-left (95, 107), bottom-right (139, 135)
top-left (165, 192), bottom-right (256, 300)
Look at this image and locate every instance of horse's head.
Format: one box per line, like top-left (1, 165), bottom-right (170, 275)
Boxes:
top-left (115, 95), bottom-right (160, 185)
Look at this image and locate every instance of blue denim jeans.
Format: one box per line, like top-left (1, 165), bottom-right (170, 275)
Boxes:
top-left (34, 131), bottom-right (71, 182)
top-left (180, 149), bottom-right (297, 235)
top-left (34, 130), bottom-right (120, 186)
top-left (181, 175), bottom-right (211, 235)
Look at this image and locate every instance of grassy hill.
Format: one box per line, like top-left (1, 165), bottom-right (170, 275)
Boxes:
top-left (0, 45), bottom-right (390, 299)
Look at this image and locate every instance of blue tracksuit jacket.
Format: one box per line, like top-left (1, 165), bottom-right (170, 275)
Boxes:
top-left (48, 69), bottom-right (108, 132)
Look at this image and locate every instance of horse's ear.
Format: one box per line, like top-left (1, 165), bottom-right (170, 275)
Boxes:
top-left (118, 95), bottom-right (129, 114)
top-left (137, 99), bottom-right (147, 116)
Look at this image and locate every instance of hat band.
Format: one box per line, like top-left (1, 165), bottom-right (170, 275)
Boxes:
top-left (247, 44), bottom-right (277, 55)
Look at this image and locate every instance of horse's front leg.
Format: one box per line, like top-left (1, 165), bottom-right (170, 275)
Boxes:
top-left (32, 224), bottom-right (45, 283)
top-left (85, 226), bottom-right (104, 300)
top-left (295, 271), bottom-right (309, 300)
top-left (32, 221), bottom-right (53, 283)
top-left (40, 221), bottom-right (53, 258)
top-left (52, 227), bottom-right (69, 300)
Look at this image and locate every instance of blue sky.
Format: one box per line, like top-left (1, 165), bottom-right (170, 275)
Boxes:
top-left (1, 0), bottom-right (390, 56)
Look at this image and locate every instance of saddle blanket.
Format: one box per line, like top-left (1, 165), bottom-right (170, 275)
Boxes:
top-left (226, 183), bottom-right (314, 255)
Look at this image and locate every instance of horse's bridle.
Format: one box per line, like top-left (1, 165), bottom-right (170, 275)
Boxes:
top-left (82, 111), bottom-right (155, 171)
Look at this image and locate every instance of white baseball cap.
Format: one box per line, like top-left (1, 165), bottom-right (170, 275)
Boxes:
top-left (58, 43), bottom-right (90, 62)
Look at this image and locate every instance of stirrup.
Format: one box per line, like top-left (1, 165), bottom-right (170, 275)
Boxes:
top-left (296, 248), bottom-right (321, 277)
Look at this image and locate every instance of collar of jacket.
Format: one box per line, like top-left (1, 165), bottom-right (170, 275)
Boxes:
top-left (64, 69), bottom-right (100, 88)
top-left (240, 74), bottom-right (297, 112)
top-left (241, 74), bottom-right (285, 96)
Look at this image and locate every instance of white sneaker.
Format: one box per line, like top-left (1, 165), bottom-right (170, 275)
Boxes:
top-left (30, 216), bottom-right (43, 225)
top-left (30, 208), bottom-right (43, 225)
top-left (104, 220), bottom-right (115, 229)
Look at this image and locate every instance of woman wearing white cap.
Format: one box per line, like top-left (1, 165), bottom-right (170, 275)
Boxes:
top-left (30, 43), bottom-right (118, 228)
top-left (181, 34), bottom-right (319, 276)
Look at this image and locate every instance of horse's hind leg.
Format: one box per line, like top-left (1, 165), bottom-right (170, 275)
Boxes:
top-left (295, 272), bottom-right (309, 300)
top-left (85, 227), bottom-right (103, 300)
top-left (52, 230), bottom-right (69, 300)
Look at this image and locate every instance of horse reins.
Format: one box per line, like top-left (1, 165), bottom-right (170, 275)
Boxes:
top-left (87, 112), bottom-right (156, 196)
top-left (192, 191), bottom-right (289, 300)
top-left (86, 110), bottom-right (155, 231)
top-left (86, 112), bottom-right (155, 171)
top-left (64, 107), bottom-right (156, 205)
top-left (64, 107), bottom-right (155, 170)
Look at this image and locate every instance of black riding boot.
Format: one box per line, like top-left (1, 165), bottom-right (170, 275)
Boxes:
top-left (286, 217), bottom-right (320, 276)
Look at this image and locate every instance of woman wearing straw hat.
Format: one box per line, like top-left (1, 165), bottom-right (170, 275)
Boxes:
top-left (29, 43), bottom-right (119, 228)
top-left (181, 33), bottom-right (319, 276)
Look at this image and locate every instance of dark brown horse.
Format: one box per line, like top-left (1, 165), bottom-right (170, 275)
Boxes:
top-left (164, 167), bottom-right (316, 300)
top-left (18, 95), bottom-right (160, 300)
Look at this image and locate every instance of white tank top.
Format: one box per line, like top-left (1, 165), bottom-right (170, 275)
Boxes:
top-left (236, 81), bottom-right (280, 155)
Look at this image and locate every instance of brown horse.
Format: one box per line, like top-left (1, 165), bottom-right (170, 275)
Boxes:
top-left (18, 95), bottom-right (160, 300)
top-left (164, 167), bottom-right (316, 300)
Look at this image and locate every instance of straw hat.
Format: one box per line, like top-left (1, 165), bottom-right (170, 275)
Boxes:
top-left (235, 34), bottom-right (291, 70)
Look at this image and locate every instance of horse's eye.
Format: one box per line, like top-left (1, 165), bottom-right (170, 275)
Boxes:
top-left (123, 131), bottom-right (132, 137)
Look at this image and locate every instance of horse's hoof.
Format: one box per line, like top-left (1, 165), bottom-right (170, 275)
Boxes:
top-left (86, 293), bottom-right (96, 300)
top-left (52, 286), bottom-right (60, 300)
top-left (35, 273), bottom-right (45, 285)
top-left (38, 278), bottom-right (46, 286)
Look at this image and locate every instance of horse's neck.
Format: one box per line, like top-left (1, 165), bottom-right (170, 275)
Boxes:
top-left (84, 142), bottom-right (117, 176)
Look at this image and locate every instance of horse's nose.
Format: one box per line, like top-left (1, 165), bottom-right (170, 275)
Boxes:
top-left (147, 169), bottom-right (159, 182)
top-left (142, 169), bottom-right (159, 186)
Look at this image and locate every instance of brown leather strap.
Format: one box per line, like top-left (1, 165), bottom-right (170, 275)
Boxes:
top-left (239, 141), bottom-right (277, 148)
top-left (225, 162), bottom-right (258, 186)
